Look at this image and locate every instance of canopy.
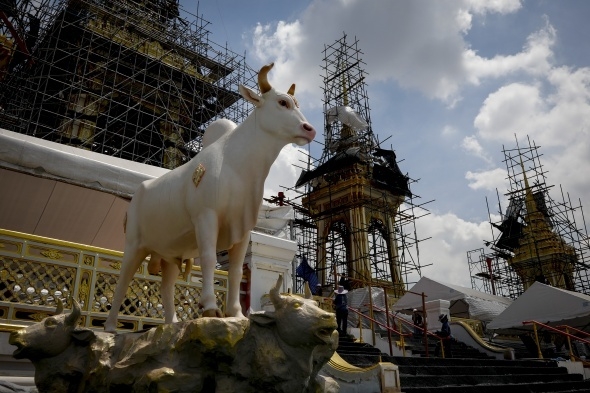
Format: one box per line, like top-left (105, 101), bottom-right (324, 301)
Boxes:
top-left (0, 128), bottom-right (166, 198)
top-left (0, 128), bottom-right (291, 250)
top-left (487, 282), bottom-right (590, 333)
top-left (393, 276), bottom-right (512, 322)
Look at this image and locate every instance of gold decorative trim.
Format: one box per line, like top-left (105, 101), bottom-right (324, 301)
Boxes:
top-left (30, 312), bottom-right (50, 322)
top-left (83, 255), bottom-right (95, 266)
top-left (328, 352), bottom-right (380, 372)
top-left (0, 228), bottom-right (122, 257)
top-left (79, 277), bottom-right (90, 305)
top-left (192, 163), bottom-right (206, 187)
top-left (41, 249), bottom-right (62, 260)
top-left (453, 321), bottom-right (507, 353)
top-left (110, 261), bottom-right (122, 270)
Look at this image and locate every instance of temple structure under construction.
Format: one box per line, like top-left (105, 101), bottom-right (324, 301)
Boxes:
top-left (468, 137), bottom-right (590, 299)
top-left (0, 0), bottom-right (254, 169)
top-left (274, 35), bottom-right (430, 298)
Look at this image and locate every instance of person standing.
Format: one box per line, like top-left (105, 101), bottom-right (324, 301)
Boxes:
top-left (334, 285), bottom-right (349, 335)
top-left (412, 308), bottom-right (423, 337)
top-left (434, 314), bottom-right (452, 357)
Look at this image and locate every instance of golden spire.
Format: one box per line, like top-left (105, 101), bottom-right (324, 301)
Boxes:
top-left (520, 157), bottom-right (538, 220)
top-left (510, 156), bottom-right (577, 290)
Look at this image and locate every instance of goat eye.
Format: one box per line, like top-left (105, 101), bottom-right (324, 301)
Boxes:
top-left (45, 318), bottom-right (57, 327)
top-left (279, 99), bottom-right (289, 108)
top-left (293, 302), bottom-right (302, 309)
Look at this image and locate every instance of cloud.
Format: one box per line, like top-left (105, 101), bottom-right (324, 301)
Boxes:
top-left (411, 212), bottom-right (492, 288)
top-left (249, 0), bottom-right (529, 106)
top-left (464, 19), bottom-right (556, 84)
top-left (461, 135), bottom-right (492, 163)
top-left (465, 0), bottom-right (522, 15)
top-left (264, 144), bottom-right (310, 200)
top-left (472, 63), bottom-right (590, 200)
top-left (474, 82), bottom-right (544, 142)
top-left (465, 168), bottom-right (507, 191)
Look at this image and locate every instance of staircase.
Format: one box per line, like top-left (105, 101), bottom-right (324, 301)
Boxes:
top-left (337, 335), bottom-right (590, 392)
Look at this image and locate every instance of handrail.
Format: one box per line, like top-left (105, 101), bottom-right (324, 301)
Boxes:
top-left (348, 306), bottom-right (411, 357)
top-left (522, 320), bottom-right (590, 361)
top-left (556, 324), bottom-right (590, 362)
top-left (556, 325), bottom-right (590, 337)
top-left (371, 304), bottom-right (448, 358)
top-left (452, 320), bottom-right (510, 354)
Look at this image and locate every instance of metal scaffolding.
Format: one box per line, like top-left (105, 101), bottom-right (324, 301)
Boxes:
top-left (269, 35), bottom-right (430, 297)
top-left (469, 136), bottom-right (590, 299)
top-left (0, 0), bottom-right (255, 169)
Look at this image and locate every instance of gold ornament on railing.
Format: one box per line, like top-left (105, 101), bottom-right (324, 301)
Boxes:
top-left (41, 249), bottom-right (63, 260)
top-left (30, 312), bottom-right (50, 322)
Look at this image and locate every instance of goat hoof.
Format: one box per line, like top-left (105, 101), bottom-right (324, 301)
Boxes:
top-left (202, 308), bottom-right (223, 318)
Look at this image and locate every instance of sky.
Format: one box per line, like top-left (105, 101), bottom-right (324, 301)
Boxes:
top-left (179, 0), bottom-right (590, 290)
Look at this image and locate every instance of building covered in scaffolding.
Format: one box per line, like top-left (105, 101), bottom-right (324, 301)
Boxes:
top-left (0, 0), bottom-right (254, 169)
top-left (468, 137), bottom-right (590, 299)
top-left (278, 35), bottom-right (429, 298)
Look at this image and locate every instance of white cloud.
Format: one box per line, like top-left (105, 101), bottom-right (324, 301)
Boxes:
top-left (252, 21), bottom-right (303, 67)
top-left (248, 0), bottom-right (531, 106)
top-left (465, 0), bottom-right (522, 15)
top-left (464, 20), bottom-right (556, 84)
top-left (465, 168), bottom-right (507, 191)
top-left (474, 82), bottom-right (544, 142)
top-left (461, 135), bottom-right (492, 163)
top-left (442, 125), bottom-right (459, 137)
top-left (264, 144), bottom-right (310, 200)
top-left (413, 212), bottom-right (491, 288)
top-left (472, 62), bottom-right (590, 202)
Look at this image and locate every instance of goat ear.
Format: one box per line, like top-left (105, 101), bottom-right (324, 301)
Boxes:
top-left (250, 311), bottom-right (276, 326)
top-left (239, 85), bottom-right (264, 107)
top-left (71, 329), bottom-right (95, 344)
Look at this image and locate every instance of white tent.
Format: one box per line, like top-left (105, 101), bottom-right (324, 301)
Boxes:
top-left (392, 276), bottom-right (512, 322)
top-left (487, 282), bottom-right (590, 333)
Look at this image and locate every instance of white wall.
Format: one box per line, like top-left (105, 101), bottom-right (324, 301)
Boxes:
top-left (248, 231), bottom-right (297, 311)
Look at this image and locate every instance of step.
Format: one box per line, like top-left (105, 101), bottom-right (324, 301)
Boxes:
top-left (336, 343), bottom-right (382, 354)
top-left (401, 380), bottom-right (590, 393)
top-left (384, 355), bottom-right (561, 368)
top-left (398, 364), bottom-right (569, 376)
top-left (399, 372), bottom-right (584, 388)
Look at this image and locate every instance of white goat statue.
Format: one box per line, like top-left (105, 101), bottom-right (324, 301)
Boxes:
top-left (104, 63), bottom-right (316, 331)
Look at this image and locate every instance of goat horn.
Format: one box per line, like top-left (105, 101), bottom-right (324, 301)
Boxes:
top-left (270, 274), bottom-right (284, 309)
top-left (65, 298), bottom-right (81, 327)
top-left (287, 83), bottom-right (296, 96)
top-left (304, 281), bottom-right (312, 299)
top-left (55, 298), bottom-right (64, 315)
top-left (258, 63), bottom-right (274, 94)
